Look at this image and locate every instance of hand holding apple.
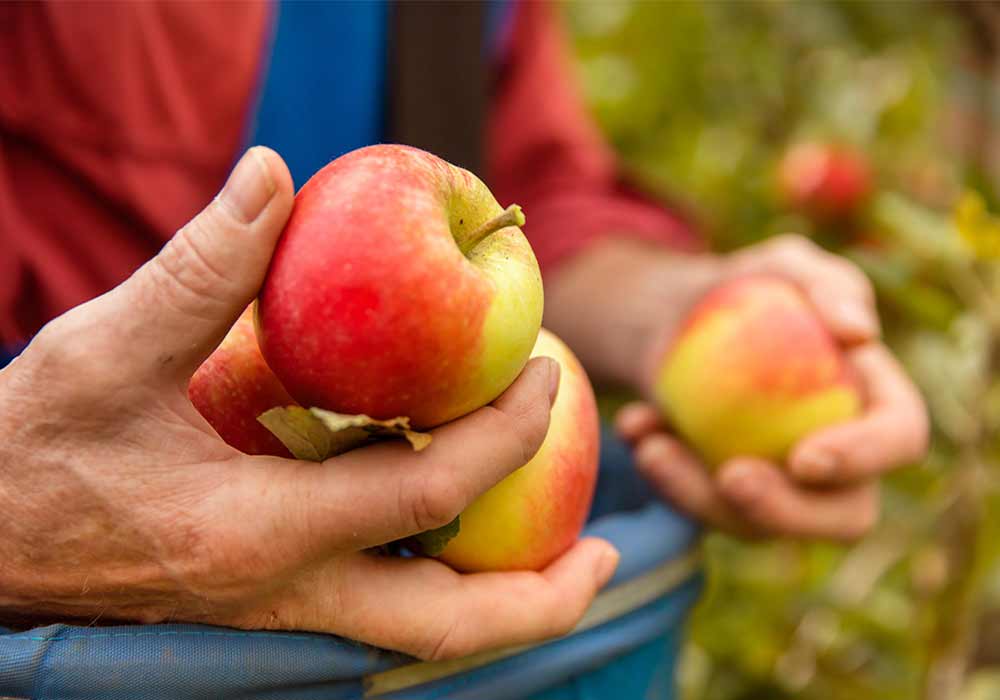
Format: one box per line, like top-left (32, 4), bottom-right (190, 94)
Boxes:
top-left (543, 235), bottom-right (929, 541)
top-left (189, 145), bottom-right (603, 576)
top-left (0, 146), bottom-right (618, 659)
top-left (616, 236), bottom-right (928, 539)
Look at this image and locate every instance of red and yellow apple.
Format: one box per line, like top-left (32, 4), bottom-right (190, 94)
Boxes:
top-left (436, 329), bottom-right (600, 572)
top-left (257, 145), bottom-right (543, 429)
top-left (188, 307), bottom-right (296, 458)
top-left (652, 275), bottom-right (861, 466)
top-left (778, 142), bottom-right (872, 220)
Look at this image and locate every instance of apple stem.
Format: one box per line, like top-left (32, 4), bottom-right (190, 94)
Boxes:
top-left (461, 204), bottom-right (525, 254)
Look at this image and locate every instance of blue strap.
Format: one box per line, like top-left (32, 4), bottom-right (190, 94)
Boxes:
top-left (250, 1), bottom-right (391, 189)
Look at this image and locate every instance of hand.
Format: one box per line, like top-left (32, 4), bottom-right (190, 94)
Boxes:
top-left (616, 235), bottom-right (929, 541)
top-left (0, 147), bottom-right (619, 660)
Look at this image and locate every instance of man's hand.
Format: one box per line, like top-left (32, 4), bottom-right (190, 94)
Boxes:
top-left (546, 235), bottom-right (928, 541)
top-left (0, 148), bottom-right (618, 660)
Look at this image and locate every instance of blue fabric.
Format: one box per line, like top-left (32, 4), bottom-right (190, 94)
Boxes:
top-left (250, 1), bottom-right (390, 189)
top-left (0, 429), bottom-right (702, 699)
top-left (0, 347), bottom-right (18, 369)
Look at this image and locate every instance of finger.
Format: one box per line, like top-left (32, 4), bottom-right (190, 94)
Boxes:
top-left (717, 458), bottom-right (880, 541)
top-left (731, 235), bottom-right (879, 343)
top-left (110, 147), bottom-right (295, 381)
top-left (301, 537), bottom-right (619, 661)
top-left (220, 357), bottom-right (560, 557)
top-left (634, 434), bottom-right (749, 534)
top-left (614, 402), bottom-right (663, 443)
top-left (788, 343), bottom-right (929, 485)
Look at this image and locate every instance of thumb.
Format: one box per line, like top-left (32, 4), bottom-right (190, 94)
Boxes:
top-left (114, 147), bottom-right (294, 381)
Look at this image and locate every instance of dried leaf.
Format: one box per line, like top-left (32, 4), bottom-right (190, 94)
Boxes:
top-left (257, 406), bottom-right (334, 461)
top-left (257, 406), bottom-right (432, 462)
top-left (310, 408), bottom-right (433, 453)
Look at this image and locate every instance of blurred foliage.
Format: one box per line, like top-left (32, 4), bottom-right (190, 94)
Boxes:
top-left (564, 2), bottom-right (1000, 699)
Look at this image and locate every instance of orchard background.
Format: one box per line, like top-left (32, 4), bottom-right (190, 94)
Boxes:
top-left (563, 2), bottom-right (1000, 699)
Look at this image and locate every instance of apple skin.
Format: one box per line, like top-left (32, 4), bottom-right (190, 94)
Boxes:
top-left (257, 145), bottom-right (543, 429)
top-left (189, 307), bottom-right (296, 458)
top-left (652, 275), bottom-right (861, 467)
top-left (778, 142), bottom-right (872, 220)
top-left (436, 329), bottom-right (600, 573)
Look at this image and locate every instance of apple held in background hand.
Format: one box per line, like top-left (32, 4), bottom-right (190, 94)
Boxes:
top-left (189, 306), bottom-right (296, 458)
top-left (652, 275), bottom-right (861, 467)
top-left (257, 144), bottom-right (543, 429)
top-left (435, 329), bottom-right (600, 573)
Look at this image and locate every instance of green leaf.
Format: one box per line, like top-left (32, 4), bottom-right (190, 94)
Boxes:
top-left (407, 516), bottom-right (461, 556)
top-left (257, 406), bottom-right (432, 462)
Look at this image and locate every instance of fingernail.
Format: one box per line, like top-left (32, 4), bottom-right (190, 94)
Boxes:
top-left (721, 463), bottom-right (761, 503)
top-left (836, 301), bottom-right (879, 338)
top-left (219, 147), bottom-right (275, 224)
top-left (546, 357), bottom-right (561, 406)
top-left (596, 546), bottom-right (620, 587)
top-left (794, 447), bottom-right (838, 481)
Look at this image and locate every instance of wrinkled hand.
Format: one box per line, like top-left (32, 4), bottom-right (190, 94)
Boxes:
top-left (619, 235), bottom-right (929, 541)
top-left (0, 148), bottom-right (618, 660)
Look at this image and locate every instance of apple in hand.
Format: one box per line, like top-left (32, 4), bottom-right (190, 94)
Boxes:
top-left (778, 142), bottom-right (872, 220)
top-left (436, 329), bottom-right (600, 572)
top-left (651, 275), bottom-right (861, 467)
top-left (257, 144), bottom-right (543, 428)
top-left (188, 306), bottom-right (296, 458)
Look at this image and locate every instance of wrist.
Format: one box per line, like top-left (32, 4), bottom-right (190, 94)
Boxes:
top-left (624, 249), bottom-right (724, 391)
top-left (543, 238), bottom-right (724, 391)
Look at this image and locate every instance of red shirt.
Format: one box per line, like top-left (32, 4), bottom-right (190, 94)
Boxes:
top-left (0, 0), bottom-right (696, 346)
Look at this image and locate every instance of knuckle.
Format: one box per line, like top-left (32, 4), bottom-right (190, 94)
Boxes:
top-left (150, 215), bottom-right (234, 317)
top-left (834, 259), bottom-right (875, 301)
top-left (771, 233), bottom-right (815, 258)
top-left (407, 473), bottom-right (465, 533)
top-left (491, 396), bottom-right (550, 466)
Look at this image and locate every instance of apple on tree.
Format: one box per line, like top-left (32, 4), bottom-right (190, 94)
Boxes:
top-left (777, 142), bottom-right (872, 221)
